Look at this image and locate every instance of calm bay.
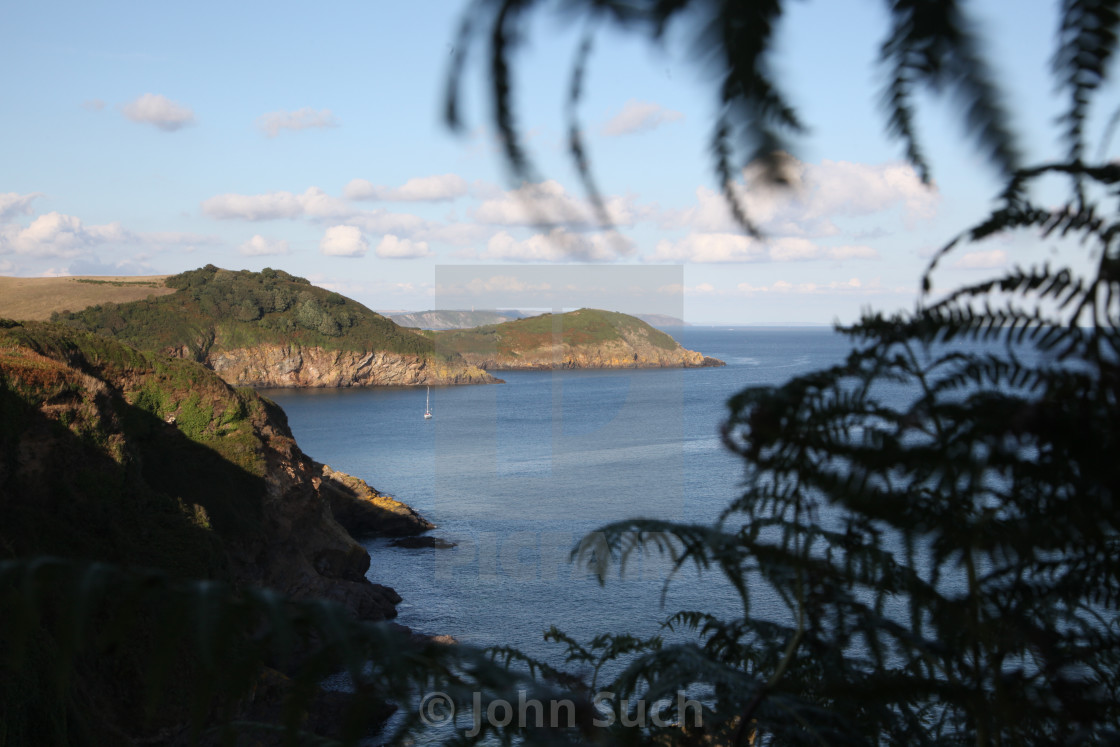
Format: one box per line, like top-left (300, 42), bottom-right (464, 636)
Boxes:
top-left (263, 327), bottom-right (853, 666)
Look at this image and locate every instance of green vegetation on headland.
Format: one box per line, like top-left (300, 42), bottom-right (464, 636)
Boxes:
top-left (433, 308), bottom-right (723, 369)
top-left (54, 265), bottom-right (435, 360)
top-left (52, 266), bottom-right (498, 387)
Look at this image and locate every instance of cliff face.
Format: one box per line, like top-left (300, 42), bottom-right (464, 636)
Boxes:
top-left (457, 339), bottom-right (721, 369)
top-left (204, 343), bottom-right (498, 387)
top-left (228, 395), bottom-right (404, 620)
top-left (0, 320), bottom-right (425, 621)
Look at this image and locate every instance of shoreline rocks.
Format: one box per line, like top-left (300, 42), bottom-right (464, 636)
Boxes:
top-left (201, 343), bottom-right (499, 388)
top-left (319, 464), bottom-right (435, 539)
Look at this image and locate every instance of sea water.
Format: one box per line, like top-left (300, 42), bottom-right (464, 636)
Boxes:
top-left (262, 327), bottom-right (853, 666)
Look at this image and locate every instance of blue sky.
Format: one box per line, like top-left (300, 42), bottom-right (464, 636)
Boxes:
top-left (1, 0), bottom-right (1113, 323)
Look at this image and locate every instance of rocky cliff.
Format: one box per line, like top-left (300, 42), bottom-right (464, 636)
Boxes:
top-left (0, 319), bottom-right (428, 621)
top-left (456, 339), bottom-right (723, 369)
top-left (206, 343), bottom-right (498, 387)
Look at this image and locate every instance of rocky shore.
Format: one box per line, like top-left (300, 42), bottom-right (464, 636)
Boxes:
top-left (202, 343), bottom-right (500, 388)
top-left (457, 342), bottom-right (725, 370)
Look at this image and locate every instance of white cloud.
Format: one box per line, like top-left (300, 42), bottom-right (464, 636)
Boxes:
top-left (648, 233), bottom-right (880, 263)
top-left (0, 192), bottom-right (44, 223)
top-left (203, 191), bottom-right (303, 221)
top-left (0, 212), bottom-right (131, 258)
top-left (81, 99), bottom-right (105, 112)
top-left (469, 180), bottom-right (504, 199)
top-left (773, 278), bottom-right (858, 293)
top-left (319, 225), bottom-right (367, 257)
top-left (802, 159), bottom-right (938, 221)
top-left (375, 234), bottom-right (431, 259)
top-left (661, 156), bottom-right (938, 236)
top-left (342, 179), bottom-right (376, 200)
top-left (601, 99), bottom-right (684, 137)
top-left (649, 233), bottom-right (763, 263)
top-left (482, 228), bottom-right (634, 262)
top-left (239, 234), bottom-right (290, 256)
top-left (345, 174), bottom-right (468, 202)
top-left (952, 249), bottom-right (1008, 270)
top-left (202, 192), bottom-right (302, 221)
top-left (686, 277), bottom-right (909, 296)
top-left (201, 187), bottom-right (351, 221)
top-left (257, 107), bottom-right (338, 138)
top-left (742, 277), bottom-right (914, 295)
top-left (458, 275), bottom-right (552, 294)
top-left (347, 209), bottom-right (428, 236)
top-left (120, 93), bottom-right (195, 132)
top-left (415, 222), bottom-right (492, 247)
top-left (473, 180), bottom-right (639, 227)
top-left (298, 187), bottom-right (353, 219)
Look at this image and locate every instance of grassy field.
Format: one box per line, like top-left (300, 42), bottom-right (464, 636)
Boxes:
top-left (0, 275), bottom-right (173, 320)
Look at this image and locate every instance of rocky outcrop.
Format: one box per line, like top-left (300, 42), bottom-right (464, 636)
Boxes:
top-left (318, 463), bottom-right (434, 538)
top-left (0, 321), bottom-right (431, 623)
top-left (458, 339), bottom-right (725, 370)
top-left (204, 344), bottom-right (500, 387)
top-left (233, 401), bottom-right (405, 620)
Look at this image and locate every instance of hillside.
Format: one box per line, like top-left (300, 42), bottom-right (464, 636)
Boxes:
top-left (53, 265), bottom-right (497, 387)
top-left (0, 275), bottom-right (174, 320)
top-left (432, 308), bottom-right (723, 369)
top-left (388, 309), bottom-right (526, 330)
top-left (0, 318), bottom-right (433, 739)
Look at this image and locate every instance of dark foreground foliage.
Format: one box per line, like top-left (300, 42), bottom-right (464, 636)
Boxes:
top-left (566, 185), bottom-right (1120, 744)
top-left (446, 0), bottom-right (1120, 744)
top-left (0, 558), bottom-right (591, 746)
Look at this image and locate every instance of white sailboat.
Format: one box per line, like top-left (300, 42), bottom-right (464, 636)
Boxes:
top-left (424, 385), bottom-right (433, 419)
